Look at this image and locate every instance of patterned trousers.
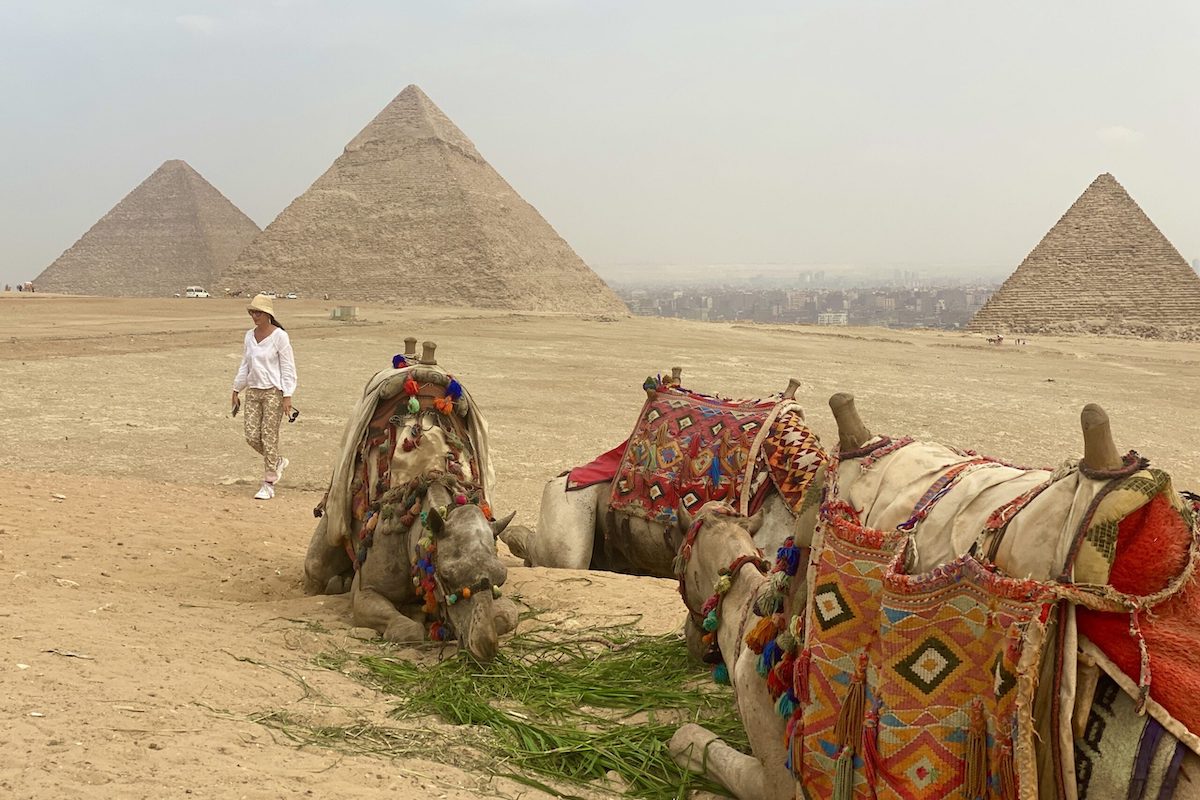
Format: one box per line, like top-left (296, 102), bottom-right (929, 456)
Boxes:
top-left (243, 387), bottom-right (284, 481)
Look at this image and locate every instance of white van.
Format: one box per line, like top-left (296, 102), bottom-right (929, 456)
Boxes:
top-left (185, 286), bottom-right (211, 298)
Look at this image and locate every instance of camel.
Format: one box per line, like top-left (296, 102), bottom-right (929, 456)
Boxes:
top-left (303, 340), bottom-right (518, 662)
top-left (671, 392), bottom-right (1200, 798)
top-left (501, 368), bottom-right (827, 578)
top-left (669, 502), bottom-right (808, 800)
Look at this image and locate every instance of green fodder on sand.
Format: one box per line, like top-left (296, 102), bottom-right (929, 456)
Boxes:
top-left (350, 628), bottom-right (749, 799)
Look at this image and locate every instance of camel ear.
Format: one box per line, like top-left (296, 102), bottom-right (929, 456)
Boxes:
top-left (744, 508), bottom-right (764, 535)
top-left (427, 508), bottom-right (446, 537)
top-left (491, 510), bottom-right (516, 539)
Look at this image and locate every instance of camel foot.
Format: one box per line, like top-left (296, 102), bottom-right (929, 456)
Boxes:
top-left (324, 574), bottom-right (353, 595)
top-left (669, 723), bottom-right (774, 800)
top-left (493, 597), bottom-right (519, 636)
top-left (382, 615), bottom-right (426, 643)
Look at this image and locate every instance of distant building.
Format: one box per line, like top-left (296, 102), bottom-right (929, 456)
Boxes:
top-left (817, 311), bottom-right (848, 326)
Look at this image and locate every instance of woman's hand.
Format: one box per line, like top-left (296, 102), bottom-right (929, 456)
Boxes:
top-left (231, 391), bottom-right (240, 415)
top-left (282, 396), bottom-right (293, 419)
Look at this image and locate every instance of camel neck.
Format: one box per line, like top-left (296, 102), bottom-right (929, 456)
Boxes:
top-left (716, 566), bottom-right (765, 674)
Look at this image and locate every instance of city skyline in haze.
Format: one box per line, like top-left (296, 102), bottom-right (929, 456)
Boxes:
top-left (2, 1), bottom-right (1198, 290)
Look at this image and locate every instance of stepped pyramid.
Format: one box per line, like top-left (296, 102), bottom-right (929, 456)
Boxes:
top-left (220, 85), bottom-right (627, 314)
top-left (35, 160), bottom-right (260, 297)
top-left (969, 173), bottom-right (1200, 338)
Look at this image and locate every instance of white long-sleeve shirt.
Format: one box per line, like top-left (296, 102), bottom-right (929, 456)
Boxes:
top-left (233, 328), bottom-right (297, 397)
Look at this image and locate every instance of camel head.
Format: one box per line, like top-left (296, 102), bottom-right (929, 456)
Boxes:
top-left (426, 484), bottom-right (514, 662)
top-left (676, 502), bottom-right (763, 616)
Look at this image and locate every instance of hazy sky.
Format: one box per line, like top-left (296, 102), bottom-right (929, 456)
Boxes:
top-left (2, 1), bottom-right (1197, 288)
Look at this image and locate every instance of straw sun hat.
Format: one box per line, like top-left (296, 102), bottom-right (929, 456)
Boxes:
top-left (247, 293), bottom-right (276, 319)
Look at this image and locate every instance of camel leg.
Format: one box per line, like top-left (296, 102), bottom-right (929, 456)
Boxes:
top-left (303, 515), bottom-right (353, 595)
top-left (669, 723), bottom-right (771, 800)
top-left (493, 596), bottom-right (519, 636)
top-left (350, 573), bottom-right (425, 642)
top-left (521, 476), bottom-right (600, 569)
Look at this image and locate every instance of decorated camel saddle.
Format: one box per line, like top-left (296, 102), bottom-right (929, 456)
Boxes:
top-left (302, 339), bottom-right (518, 662)
top-left (670, 394), bottom-right (1200, 800)
top-left (502, 367), bottom-right (828, 577)
top-left (793, 396), bottom-right (1200, 800)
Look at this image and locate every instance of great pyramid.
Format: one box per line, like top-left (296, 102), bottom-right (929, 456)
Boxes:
top-left (969, 173), bottom-right (1200, 338)
top-left (35, 160), bottom-right (260, 297)
top-left (220, 85), bottom-right (627, 314)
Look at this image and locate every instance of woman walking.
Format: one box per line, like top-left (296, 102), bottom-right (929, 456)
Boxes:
top-left (231, 294), bottom-right (297, 500)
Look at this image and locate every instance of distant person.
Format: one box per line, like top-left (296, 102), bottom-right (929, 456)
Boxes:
top-left (231, 294), bottom-right (298, 500)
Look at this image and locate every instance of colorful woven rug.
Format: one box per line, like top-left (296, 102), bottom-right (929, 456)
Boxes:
top-left (1074, 673), bottom-right (1187, 800)
top-left (564, 441), bottom-right (627, 491)
top-left (1074, 468), bottom-right (1200, 739)
top-left (608, 385), bottom-right (825, 525)
top-left (799, 501), bottom-right (1054, 800)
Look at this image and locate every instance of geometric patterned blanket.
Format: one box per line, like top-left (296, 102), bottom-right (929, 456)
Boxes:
top-left (609, 382), bottom-right (825, 526)
top-left (798, 494), bottom-right (1056, 800)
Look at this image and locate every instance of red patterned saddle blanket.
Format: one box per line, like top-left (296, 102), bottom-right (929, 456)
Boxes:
top-left (607, 383), bottom-right (826, 526)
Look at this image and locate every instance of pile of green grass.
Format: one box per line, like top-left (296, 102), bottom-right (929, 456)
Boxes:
top-left (350, 627), bottom-right (748, 799)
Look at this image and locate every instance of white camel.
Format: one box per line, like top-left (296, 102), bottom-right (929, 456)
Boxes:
top-left (670, 393), bottom-right (1200, 799)
top-left (503, 370), bottom-right (825, 578)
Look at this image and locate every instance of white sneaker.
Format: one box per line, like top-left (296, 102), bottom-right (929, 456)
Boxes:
top-left (254, 482), bottom-right (275, 501)
top-left (275, 457), bottom-right (289, 484)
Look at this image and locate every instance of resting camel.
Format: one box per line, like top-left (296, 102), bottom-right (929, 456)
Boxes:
top-left (672, 393), bottom-right (1200, 798)
top-left (501, 368), bottom-right (827, 577)
top-left (303, 341), bottom-right (518, 662)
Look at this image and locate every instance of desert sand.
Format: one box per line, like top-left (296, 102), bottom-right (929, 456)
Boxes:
top-left (1, 293), bottom-right (1197, 799)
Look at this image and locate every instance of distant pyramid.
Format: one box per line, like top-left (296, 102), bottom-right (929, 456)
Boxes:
top-left (220, 85), bottom-right (627, 314)
top-left (969, 173), bottom-right (1200, 337)
top-left (35, 160), bottom-right (260, 297)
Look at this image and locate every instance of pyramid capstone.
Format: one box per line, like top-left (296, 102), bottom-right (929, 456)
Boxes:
top-left (34, 160), bottom-right (260, 297)
top-left (968, 174), bottom-right (1200, 339)
top-left (220, 85), bottom-right (627, 314)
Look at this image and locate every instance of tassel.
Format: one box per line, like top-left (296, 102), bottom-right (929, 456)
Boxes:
top-left (702, 610), bottom-right (719, 632)
top-left (407, 396), bottom-right (420, 414)
top-left (964, 702), bottom-right (988, 800)
top-left (776, 690), bottom-right (798, 719)
top-left (795, 648), bottom-right (812, 704)
top-left (403, 378), bottom-right (419, 396)
top-left (392, 354), bottom-right (406, 369)
top-left (767, 653), bottom-right (794, 698)
top-left (777, 541), bottom-right (801, 576)
top-left (996, 739), bottom-right (1016, 800)
top-left (863, 699), bottom-right (882, 792)
top-left (789, 716), bottom-right (805, 778)
top-left (745, 615), bottom-right (778, 654)
top-left (714, 574), bottom-right (732, 595)
top-left (833, 747), bottom-right (856, 800)
top-left (834, 652), bottom-right (868, 749)
top-left (445, 378), bottom-right (463, 399)
top-left (712, 663), bottom-right (730, 684)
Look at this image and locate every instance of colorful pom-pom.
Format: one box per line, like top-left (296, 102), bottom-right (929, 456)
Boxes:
top-left (392, 354), bottom-right (407, 369)
top-left (454, 494), bottom-right (467, 505)
top-left (712, 663), bottom-right (730, 685)
top-left (407, 396), bottom-right (420, 414)
top-left (461, 587), bottom-right (472, 599)
top-left (714, 575), bottom-right (732, 595)
top-left (403, 378), bottom-right (419, 396)
top-left (447, 593), bottom-right (458, 605)
top-left (445, 379), bottom-right (463, 400)
top-left (702, 610), bottom-right (719, 632)
top-left (492, 585), bottom-right (502, 599)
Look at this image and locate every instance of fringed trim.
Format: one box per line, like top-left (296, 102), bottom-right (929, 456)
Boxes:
top-left (795, 648), bottom-right (812, 704)
top-left (1131, 609), bottom-right (1152, 713)
top-left (832, 747), bottom-right (856, 800)
top-left (996, 739), bottom-right (1016, 800)
top-left (862, 699), bottom-right (882, 793)
top-left (964, 701), bottom-right (988, 800)
top-left (834, 652), bottom-right (868, 749)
